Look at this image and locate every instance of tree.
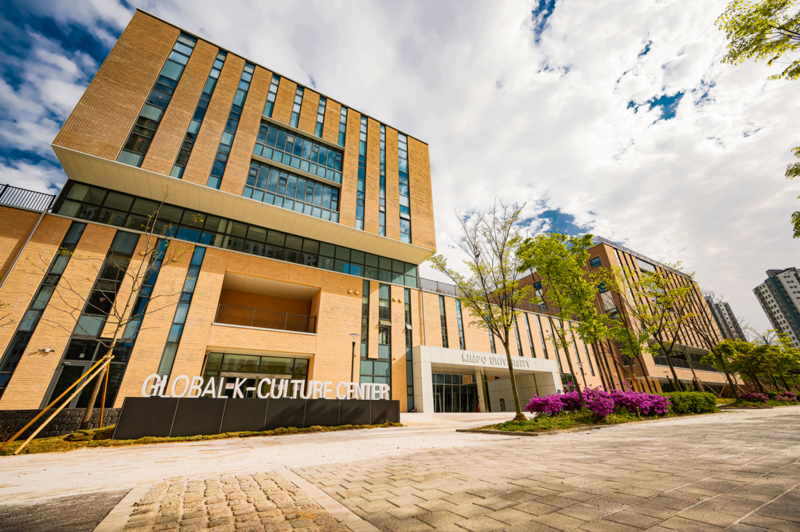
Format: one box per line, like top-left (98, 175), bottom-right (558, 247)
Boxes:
top-left (517, 233), bottom-right (610, 405)
top-left (712, 340), bottom-right (767, 393)
top-left (429, 202), bottom-right (531, 421)
top-left (25, 193), bottom-right (192, 429)
top-left (689, 288), bottom-right (746, 398)
top-left (717, 0), bottom-right (800, 237)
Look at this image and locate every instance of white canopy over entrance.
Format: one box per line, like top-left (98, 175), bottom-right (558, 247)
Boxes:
top-left (411, 346), bottom-right (562, 413)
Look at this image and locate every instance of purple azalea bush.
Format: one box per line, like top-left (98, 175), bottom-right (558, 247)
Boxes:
top-left (774, 393), bottom-right (798, 403)
top-left (525, 385), bottom-right (672, 420)
top-left (740, 393), bottom-right (769, 403)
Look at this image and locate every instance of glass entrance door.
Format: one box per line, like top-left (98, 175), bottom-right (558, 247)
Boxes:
top-left (432, 373), bottom-right (478, 413)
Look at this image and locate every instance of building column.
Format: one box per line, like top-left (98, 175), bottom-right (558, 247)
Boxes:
top-left (412, 347), bottom-right (434, 413)
top-left (475, 368), bottom-right (490, 413)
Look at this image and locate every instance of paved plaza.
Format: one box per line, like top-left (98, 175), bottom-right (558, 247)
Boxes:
top-left (0, 409), bottom-right (798, 531)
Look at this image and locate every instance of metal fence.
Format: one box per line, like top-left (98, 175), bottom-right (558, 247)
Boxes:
top-left (418, 277), bottom-right (564, 317)
top-left (0, 184), bottom-right (56, 212)
top-left (215, 304), bottom-right (316, 333)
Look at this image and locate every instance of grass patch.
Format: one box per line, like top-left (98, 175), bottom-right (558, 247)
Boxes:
top-left (493, 409), bottom-right (662, 433)
top-left (727, 400), bottom-right (799, 408)
top-left (1, 422), bottom-right (403, 456)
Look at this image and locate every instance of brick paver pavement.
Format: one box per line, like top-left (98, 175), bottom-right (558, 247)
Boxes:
top-left (122, 472), bottom-right (348, 532)
top-left (295, 411), bottom-right (800, 532)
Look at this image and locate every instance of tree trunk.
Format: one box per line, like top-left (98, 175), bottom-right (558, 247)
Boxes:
top-left (663, 353), bottom-right (684, 392)
top-left (769, 375), bottom-right (780, 392)
top-left (558, 329), bottom-right (583, 405)
top-left (714, 351), bottom-right (740, 400)
top-left (500, 337), bottom-right (525, 421)
top-left (780, 375), bottom-right (791, 392)
top-left (750, 374), bottom-right (766, 394)
top-left (79, 339), bottom-right (117, 429)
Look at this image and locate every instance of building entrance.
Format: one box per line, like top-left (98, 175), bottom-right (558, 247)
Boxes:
top-left (432, 373), bottom-right (478, 413)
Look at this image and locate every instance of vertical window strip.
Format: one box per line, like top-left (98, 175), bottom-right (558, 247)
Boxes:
top-left (122, 239), bottom-right (169, 340)
top-left (524, 314), bottom-right (537, 358)
top-left (404, 288), bottom-right (414, 410)
top-left (535, 315), bottom-right (549, 360)
top-left (207, 63), bottom-right (255, 189)
top-left (73, 231), bottom-right (140, 339)
top-left (355, 116), bottom-right (367, 230)
top-left (513, 315), bottom-right (523, 355)
top-left (547, 318), bottom-right (564, 373)
top-left (439, 295), bottom-right (449, 348)
top-left (582, 341), bottom-right (596, 377)
top-left (378, 284), bottom-right (392, 360)
top-left (157, 246), bottom-right (206, 378)
top-left (360, 280), bottom-right (369, 357)
top-left (379, 125), bottom-right (386, 236)
top-left (171, 51), bottom-right (228, 178)
top-left (398, 133), bottom-right (411, 243)
top-left (315, 97), bottom-right (327, 137)
top-left (0, 222), bottom-right (86, 397)
top-left (338, 107), bottom-right (348, 147)
top-left (118, 34), bottom-right (197, 167)
top-left (263, 75), bottom-right (280, 117)
top-left (455, 299), bottom-right (466, 350)
top-left (290, 86), bottom-right (304, 128)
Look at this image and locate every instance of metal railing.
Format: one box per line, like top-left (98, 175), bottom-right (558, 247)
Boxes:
top-left (418, 277), bottom-right (564, 317)
top-left (214, 304), bottom-right (316, 333)
top-left (0, 184), bottom-right (56, 212)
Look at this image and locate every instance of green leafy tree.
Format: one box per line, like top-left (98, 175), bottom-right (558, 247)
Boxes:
top-left (717, 0), bottom-right (800, 236)
top-left (429, 202), bottom-right (531, 421)
top-left (517, 233), bottom-right (610, 405)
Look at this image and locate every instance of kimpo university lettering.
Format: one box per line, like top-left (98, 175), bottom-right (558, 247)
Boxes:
top-left (461, 353), bottom-right (531, 369)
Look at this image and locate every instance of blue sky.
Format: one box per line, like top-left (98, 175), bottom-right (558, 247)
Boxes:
top-left (1, 0), bottom-right (798, 331)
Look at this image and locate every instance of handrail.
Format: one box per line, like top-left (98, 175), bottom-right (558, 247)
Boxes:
top-left (214, 304), bottom-right (316, 333)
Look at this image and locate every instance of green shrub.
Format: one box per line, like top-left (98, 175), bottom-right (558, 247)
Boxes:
top-left (661, 392), bottom-right (718, 414)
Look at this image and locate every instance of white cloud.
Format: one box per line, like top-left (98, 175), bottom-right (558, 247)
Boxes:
top-left (0, 159), bottom-right (64, 194)
top-left (6, 0), bottom-right (800, 332)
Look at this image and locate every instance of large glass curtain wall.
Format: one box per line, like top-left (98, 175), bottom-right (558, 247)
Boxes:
top-left (203, 352), bottom-right (309, 398)
top-left (54, 181), bottom-right (420, 289)
top-left (433, 374), bottom-right (478, 413)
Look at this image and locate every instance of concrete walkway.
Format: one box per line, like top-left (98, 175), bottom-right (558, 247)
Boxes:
top-left (0, 409), bottom-right (798, 531)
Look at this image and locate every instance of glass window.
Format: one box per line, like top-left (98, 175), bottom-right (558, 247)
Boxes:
top-left (253, 121), bottom-right (343, 184)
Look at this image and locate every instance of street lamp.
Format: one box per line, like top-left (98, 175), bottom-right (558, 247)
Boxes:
top-left (350, 333), bottom-right (360, 382)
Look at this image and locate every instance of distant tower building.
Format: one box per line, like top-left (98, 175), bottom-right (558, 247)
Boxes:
top-left (705, 297), bottom-right (746, 341)
top-left (753, 268), bottom-right (800, 348)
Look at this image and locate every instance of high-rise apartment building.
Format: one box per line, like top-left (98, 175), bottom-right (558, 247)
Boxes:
top-left (705, 298), bottom-right (747, 342)
top-left (753, 268), bottom-right (800, 348)
top-left (0, 10), bottom-right (611, 416)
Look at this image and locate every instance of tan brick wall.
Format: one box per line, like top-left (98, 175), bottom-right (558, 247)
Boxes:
top-left (0, 214), bottom-right (70, 357)
top-left (53, 11), bottom-right (178, 161)
top-left (297, 89), bottom-right (319, 135)
top-left (0, 223), bottom-right (115, 410)
top-left (364, 117), bottom-right (381, 235)
top-left (0, 206), bottom-right (40, 280)
top-left (443, 296), bottom-right (460, 351)
top-left (218, 289), bottom-right (312, 316)
top-left (390, 284), bottom-right (407, 410)
top-left (141, 40), bottom-right (218, 175)
top-left (113, 240), bottom-right (194, 405)
top-left (181, 55), bottom-right (246, 185)
top-left (220, 66), bottom-right (271, 195)
top-left (339, 109), bottom-right (361, 228)
top-left (407, 138), bottom-right (436, 251)
top-left (384, 127), bottom-right (400, 240)
top-left (168, 247), bottom-right (227, 382)
top-left (271, 78), bottom-right (297, 126)
top-left (321, 100), bottom-right (341, 145)
top-left (411, 289), bottom-right (423, 347)
top-left (421, 292), bottom-right (443, 348)
top-left (207, 325), bottom-right (316, 357)
top-left (367, 281), bottom-right (380, 360)
top-left (460, 301), bottom-right (493, 354)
